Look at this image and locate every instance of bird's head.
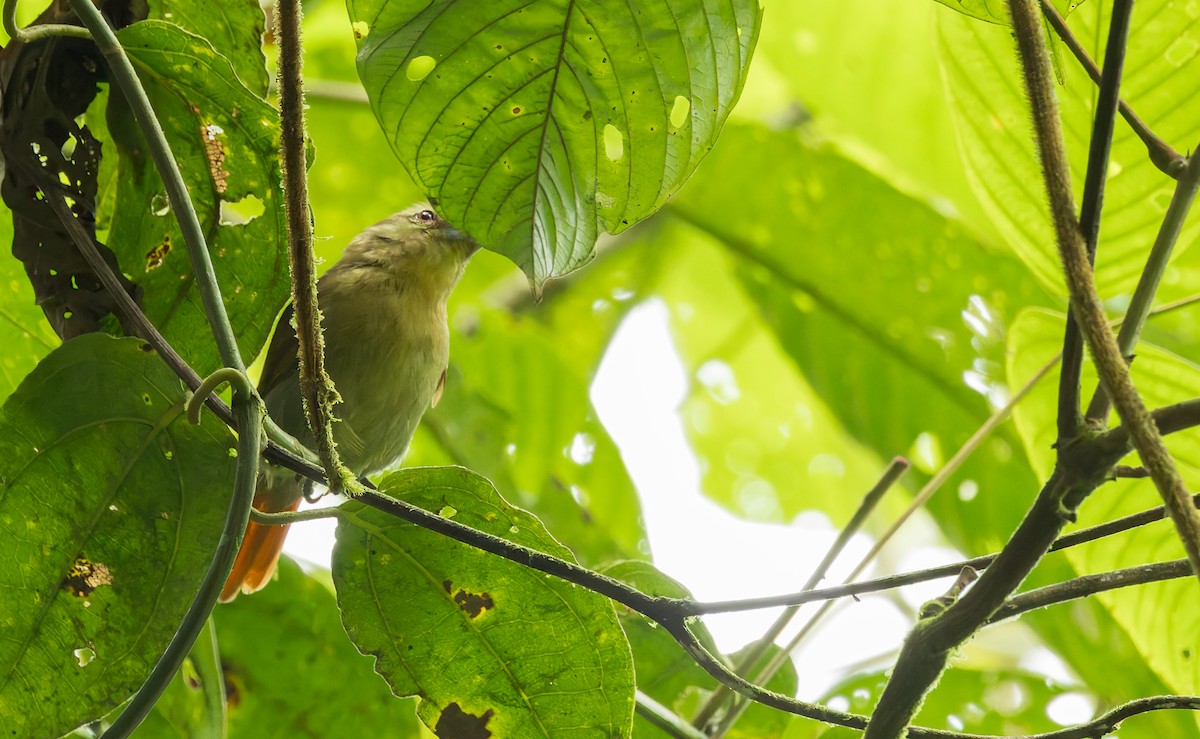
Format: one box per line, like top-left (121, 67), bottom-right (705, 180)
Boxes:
top-left (339, 202), bottom-right (478, 298)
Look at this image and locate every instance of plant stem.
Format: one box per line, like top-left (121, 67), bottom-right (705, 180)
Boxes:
top-left (275, 0), bottom-right (357, 496)
top-left (3, 0), bottom-right (89, 41)
top-left (1087, 146), bottom-right (1200, 421)
top-left (1055, 0), bottom-right (1133, 443)
top-left (991, 559), bottom-right (1192, 623)
top-left (636, 692), bottom-right (707, 739)
top-left (67, 0), bottom-right (244, 372)
top-left (1037, 0), bottom-right (1184, 176)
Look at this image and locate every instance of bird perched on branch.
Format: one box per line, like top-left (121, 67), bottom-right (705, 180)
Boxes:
top-left (220, 203), bottom-right (477, 602)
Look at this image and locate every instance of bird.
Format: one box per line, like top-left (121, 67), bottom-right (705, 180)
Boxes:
top-left (220, 203), bottom-right (477, 602)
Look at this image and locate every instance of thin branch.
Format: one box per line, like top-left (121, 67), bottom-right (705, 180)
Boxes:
top-left (67, 0), bottom-right (244, 372)
top-left (991, 559), bottom-right (1192, 623)
top-left (1037, 0), bottom-right (1184, 176)
top-left (276, 0), bottom-right (357, 495)
top-left (1087, 146), bottom-right (1200, 421)
top-left (692, 457), bottom-right (909, 732)
top-left (249, 506), bottom-right (343, 525)
top-left (1054, 0), bottom-right (1133, 443)
top-left (636, 692), bottom-right (707, 739)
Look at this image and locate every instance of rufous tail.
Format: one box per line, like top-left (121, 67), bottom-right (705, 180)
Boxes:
top-left (220, 475), bottom-right (302, 603)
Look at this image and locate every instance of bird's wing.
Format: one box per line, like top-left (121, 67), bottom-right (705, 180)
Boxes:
top-left (432, 369), bottom-right (446, 407)
top-left (258, 303), bottom-right (298, 398)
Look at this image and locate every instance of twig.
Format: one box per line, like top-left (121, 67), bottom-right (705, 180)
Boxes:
top-left (636, 691), bottom-right (707, 739)
top-left (67, 0), bottom-right (244, 372)
top-left (1087, 146), bottom-right (1200, 421)
top-left (1054, 0), bottom-right (1133, 443)
top-left (991, 559), bottom-right (1192, 623)
top-left (276, 0), bottom-right (357, 496)
top-left (1037, 0), bottom-right (1184, 176)
top-left (692, 458), bottom-right (909, 732)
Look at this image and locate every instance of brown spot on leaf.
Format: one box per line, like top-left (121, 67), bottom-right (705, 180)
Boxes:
top-left (61, 555), bottom-right (112, 597)
top-left (435, 702), bottom-right (494, 738)
top-left (145, 237), bottom-right (171, 271)
top-left (442, 580), bottom-right (494, 618)
top-left (201, 122), bottom-right (229, 193)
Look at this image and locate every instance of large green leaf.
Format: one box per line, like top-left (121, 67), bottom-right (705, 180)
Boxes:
top-left (347, 0), bottom-right (762, 285)
top-left (936, 1), bottom-right (1200, 293)
top-left (1008, 308), bottom-right (1200, 695)
top-left (671, 123), bottom-right (1051, 544)
top-left (333, 466), bottom-right (636, 736)
top-left (147, 0), bottom-right (270, 97)
top-left (0, 334), bottom-right (236, 737)
top-left (105, 20), bottom-right (289, 375)
top-left (215, 557), bottom-right (421, 736)
top-left (747, 0), bottom-right (993, 239)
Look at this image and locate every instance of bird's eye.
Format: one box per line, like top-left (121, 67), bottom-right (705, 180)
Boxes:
top-left (416, 209), bottom-right (438, 224)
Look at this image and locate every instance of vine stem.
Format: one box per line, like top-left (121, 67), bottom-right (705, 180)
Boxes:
top-left (3, 0), bottom-right (88, 41)
top-left (1005, 0), bottom-right (1200, 583)
top-left (66, 0), bottom-right (244, 372)
top-left (276, 0), bottom-right (358, 496)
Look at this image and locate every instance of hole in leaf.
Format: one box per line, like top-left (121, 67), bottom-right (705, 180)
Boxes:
top-left (219, 194), bottom-right (264, 226)
top-left (406, 55), bottom-right (436, 81)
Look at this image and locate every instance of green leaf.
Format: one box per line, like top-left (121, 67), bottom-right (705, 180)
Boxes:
top-left (603, 561), bottom-right (797, 739)
top-left (106, 20), bottom-right (289, 375)
top-left (333, 466), bottom-right (636, 736)
top-left (0, 204), bottom-right (60, 405)
top-left (0, 334), bottom-right (236, 737)
top-left (347, 0), bottom-right (762, 285)
top-left (936, 1), bottom-right (1200, 293)
top-left (214, 557), bottom-right (421, 736)
top-left (1008, 308), bottom-right (1200, 695)
top-left (147, 0), bottom-right (271, 97)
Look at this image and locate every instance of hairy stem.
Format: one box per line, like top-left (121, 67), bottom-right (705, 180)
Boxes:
top-left (275, 0), bottom-right (357, 495)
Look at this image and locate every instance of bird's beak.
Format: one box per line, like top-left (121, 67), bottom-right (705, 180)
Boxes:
top-left (444, 226), bottom-right (480, 256)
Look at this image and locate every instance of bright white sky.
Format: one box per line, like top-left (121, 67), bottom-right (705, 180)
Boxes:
top-left (284, 300), bottom-right (1082, 706)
